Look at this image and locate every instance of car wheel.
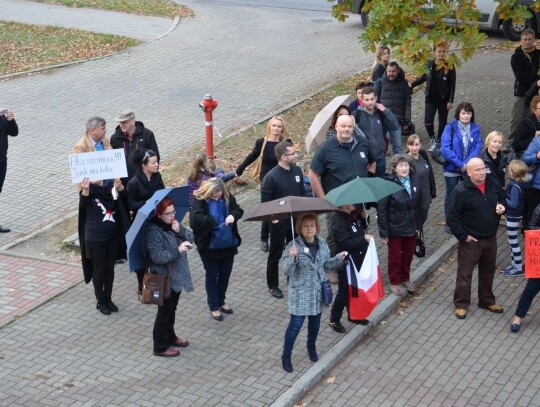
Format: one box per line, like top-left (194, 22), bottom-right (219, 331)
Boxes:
top-left (361, 11), bottom-right (370, 26)
top-left (502, 17), bottom-right (537, 41)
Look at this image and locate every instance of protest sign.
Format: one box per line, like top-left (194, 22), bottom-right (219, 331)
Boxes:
top-left (524, 230), bottom-right (540, 278)
top-left (69, 149), bottom-right (127, 183)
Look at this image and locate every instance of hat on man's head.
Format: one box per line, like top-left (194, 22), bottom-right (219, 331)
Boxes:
top-left (115, 108), bottom-right (135, 122)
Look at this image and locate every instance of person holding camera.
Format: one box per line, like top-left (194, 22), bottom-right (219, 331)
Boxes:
top-left (145, 197), bottom-right (194, 357)
top-left (0, 106), bottom-right (18, 233)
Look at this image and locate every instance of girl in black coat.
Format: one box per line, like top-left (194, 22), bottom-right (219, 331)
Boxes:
top-left (377, 155), bottom-right (421, 296)
top-left (190, 178), bottom-right (243, 321)
top-left (126, 149), bottom-right (165, 297)
top-left (328, 205), bottom-right (372, 333)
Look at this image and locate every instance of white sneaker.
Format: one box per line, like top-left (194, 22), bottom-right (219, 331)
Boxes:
top-left (428, 138), bottom-right (437, 152)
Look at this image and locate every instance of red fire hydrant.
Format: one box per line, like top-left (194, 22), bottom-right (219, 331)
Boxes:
top-left (199, 93), bottom-right (218, 160)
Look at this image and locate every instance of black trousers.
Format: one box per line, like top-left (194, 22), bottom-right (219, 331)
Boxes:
top-left (424, 98), bottom-right (450, 141)
top-left (88, 240), bottom-right (119, 301)
top-left (153, 290), bottom-right (181, 353)
top-left (0, 159), bottom-right (6, 194)
top-left (330, 266), bottom-right (348, 323)
top-left (267, 220), bottom-right (293, 288)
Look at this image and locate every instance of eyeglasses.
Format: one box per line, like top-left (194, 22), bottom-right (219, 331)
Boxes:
top-left (162, 209), bottom-right (176, 217)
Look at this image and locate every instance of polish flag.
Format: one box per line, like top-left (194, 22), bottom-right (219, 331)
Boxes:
top-left (347, 238), bottom-right (384, 320)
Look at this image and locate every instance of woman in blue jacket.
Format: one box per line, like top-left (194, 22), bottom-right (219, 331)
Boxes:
top-left (441, 102), bottom-right (482, 233)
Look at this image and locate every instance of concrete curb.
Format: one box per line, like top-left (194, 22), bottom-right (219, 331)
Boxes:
top-left (270, 238), bottom-right (458, 407)
top-left (0, 15), bottom-right (181, 82)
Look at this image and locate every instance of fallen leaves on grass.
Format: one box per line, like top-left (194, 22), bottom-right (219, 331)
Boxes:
top-left (33, 0), bottom-right (194, 18)
top-left (0, 22), bottom-right (139, 76)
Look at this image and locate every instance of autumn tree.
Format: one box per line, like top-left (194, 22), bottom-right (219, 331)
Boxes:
top-left (329, 0), bottom-right (540, 74)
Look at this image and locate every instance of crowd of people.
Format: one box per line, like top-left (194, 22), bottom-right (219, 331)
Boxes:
top-left (59, 31), bottom-right (540, 367)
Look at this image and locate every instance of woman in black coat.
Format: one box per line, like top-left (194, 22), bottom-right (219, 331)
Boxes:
top-left (235, 116), bottom-right (290, 252)
top-left (126, 149), bottom-right (165, 298)
top-left (328, 205), bottom-right (372, 333)
top-left (79, 177), bottom-right (129, 315)
top-left (480, 130), bottom-right (508, 187)
top-left (377, 155), bottom-right (421, 296)
top-left (190, 178), bottom-right (243, 321)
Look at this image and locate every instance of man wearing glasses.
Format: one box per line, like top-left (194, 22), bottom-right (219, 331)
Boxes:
top-left (110, 108), bottom-right (160, 186)
top-left (261, 141), bottom-right (305, 298)
top-left (447, 157), bottom-right (506, 320)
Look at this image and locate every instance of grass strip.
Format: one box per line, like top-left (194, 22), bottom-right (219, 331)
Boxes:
top-left (0, 21), bottom-right (139, 76)
top-left (32, 0), bottom-right (194, 18)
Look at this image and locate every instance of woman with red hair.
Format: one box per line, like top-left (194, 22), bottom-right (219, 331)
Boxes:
top-left (145, 197), bottom-right (194, 357)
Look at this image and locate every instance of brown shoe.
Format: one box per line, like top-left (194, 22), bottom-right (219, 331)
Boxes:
top-left (454, 308), bottom-right (467, 319)
top-left (153, 347), bottom-right (180, 357)
top-left (390, 285), bottom-right (403, 295)
top-left (479, 304), bottom-right (504, 314)
top-left (403, 281), bottom-right (417, 293)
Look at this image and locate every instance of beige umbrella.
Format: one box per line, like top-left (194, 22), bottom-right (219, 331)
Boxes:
top-left (305, 94), bottom-right (352, 153)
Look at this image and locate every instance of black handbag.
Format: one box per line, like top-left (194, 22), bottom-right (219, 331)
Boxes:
top-left (414, 229), bottom-right (426, 258)
top-left (431, 142), bottom-right (447, 166)
top-left (321, 279), bottom-right (333, 305)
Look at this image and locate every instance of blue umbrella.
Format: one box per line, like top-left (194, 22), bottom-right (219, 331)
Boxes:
top-left (126, 186), bottom-right (190, 272)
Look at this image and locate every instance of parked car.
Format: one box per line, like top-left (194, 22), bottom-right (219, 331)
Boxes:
top-left (349, 0), bottom-right (540, 41)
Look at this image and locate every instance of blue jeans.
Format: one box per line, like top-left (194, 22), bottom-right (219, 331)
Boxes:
top-left (283, 313), bottom-right (321, 357)
top-left (444, 175), bottom-right (463, 219)
top-left (387, 127), bottom-right (402, 154)
top-left (375, 156), bottom-right (387, 178)
top-left (200, 254), bottom-right (235, 311)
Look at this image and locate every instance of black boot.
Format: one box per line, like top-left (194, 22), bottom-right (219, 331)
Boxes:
top-left (281, 355), bottom-right (293, 373)
top-left (307, 345), bottom-right (318, 362)
top-left (96, 300), bottom-right (111, 315)
top-left (107, 297), bottom-right (119, 312)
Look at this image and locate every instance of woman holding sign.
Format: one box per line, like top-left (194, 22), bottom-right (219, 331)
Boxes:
top-left (510, 207), bottom-right (540, 333)
top-left (79, 177), bottom-right (129, 315)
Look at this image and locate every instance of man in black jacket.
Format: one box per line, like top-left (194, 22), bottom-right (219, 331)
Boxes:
top-left (509, 28), bottom-right (540, 148)
top-left (0, 107), bottom-right (18, 233)
top-left (373, 62), bottom-right (411, 154)
top-left (261, 141), bottom-right (305, 298)
top-left (110, 109), bottom-right (160, 186)
top-left (447, 158), bottom-right (506, 320)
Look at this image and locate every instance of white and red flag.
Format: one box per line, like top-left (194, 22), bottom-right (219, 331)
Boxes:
top-left (347, 238), bottom-right (384, 320)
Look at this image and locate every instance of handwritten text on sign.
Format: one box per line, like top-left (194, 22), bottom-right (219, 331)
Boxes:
top-left (524, 230), bottom-right (540, 278)
top-left (69, 149), bottom-right (127, 183)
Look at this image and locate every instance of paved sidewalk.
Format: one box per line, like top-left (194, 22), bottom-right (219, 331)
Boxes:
top-left (1, 0), bottom-right (174, 41)
top-left (300, 227), bottom-right (540, 407)
top-left (0, 46), bottom-right (526, 406)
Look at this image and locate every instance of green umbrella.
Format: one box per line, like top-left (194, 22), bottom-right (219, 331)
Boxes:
top-left (324, 177), bottom-right (404, 206)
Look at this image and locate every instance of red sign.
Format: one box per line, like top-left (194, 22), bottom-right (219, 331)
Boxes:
top-left (524, 230), bottom-right (540, 278)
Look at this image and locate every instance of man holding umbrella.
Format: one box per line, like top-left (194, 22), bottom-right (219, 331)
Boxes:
top-left (261, 141), bottom-right (305, 298)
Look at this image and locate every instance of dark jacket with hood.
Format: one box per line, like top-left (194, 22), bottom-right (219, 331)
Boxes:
top-left (377, 172), bottom-right (421, 238)
top-left (446, 174), bottom-right (505, 242)
top-left (411, 60), bottom-right (456, 103)
top-left (511, 45), bottom-right (540, 97)
top-left (0, 115), bottom-right (18, 163)
top-left (110, 121), bottom-right (160, 184)
top-left (373, 68), bottom-right (412, 123)
top-left (354, 106), bottom-right (400, 159)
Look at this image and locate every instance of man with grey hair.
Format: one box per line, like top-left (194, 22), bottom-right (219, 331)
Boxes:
top-left (509, 28), bottom-right (540, 148)
top-left (110, 109), bottom-right (160, 185)
top-left (73, 116), bottom-right (111, 154)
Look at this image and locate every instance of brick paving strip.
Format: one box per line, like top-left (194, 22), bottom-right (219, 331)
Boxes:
top-left (0, 49), bottom-right (518, 406)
